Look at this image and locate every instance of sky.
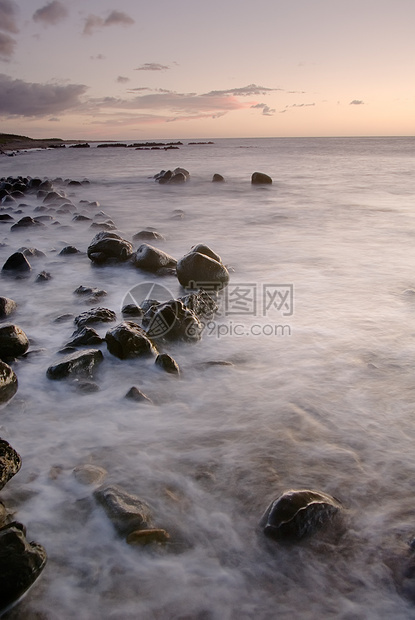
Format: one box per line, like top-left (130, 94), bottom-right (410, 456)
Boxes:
top-left (0, 0), bottom-right (414, 140)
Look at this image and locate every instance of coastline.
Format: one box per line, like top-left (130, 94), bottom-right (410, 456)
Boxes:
top-left (0, 136), bottom-right (88, 154)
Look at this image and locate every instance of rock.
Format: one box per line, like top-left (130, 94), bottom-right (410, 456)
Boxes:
top-left (0, 361), bottom-right (18, 405)
top-left (0, 438), bottom-right (21, 489)
top-left (126, 529), bottom-right (170, 546)
top-left (179, 289), bottom-right (218, 319)
top-left (72, 214), bottom-right (91, 222)
top-left (59, 246), bottom-right (81, 255)
top-left (0, 297), bottom-right (16, 320)
top-left (125, 386), bottom-right (153, 404)
top-left (144, 300), bottom-right (203, 343)
top-left (73, 464), bottom-right (107, 486)
top-left (18, 247), bottom-right (46, 258)
top-left (10, 217), bottom-right (45, 231)
top-left (131, 244), bottom-right (177, 273)
top-left (46, 349), bottom-right (104, 380)
top-left (94, 485), bottom-right (153, 537)
top-left (0, 325), bottom-right (29, 361)
top-left (105, 322), bottom-right (157, 359)
top-left (74, 307), bottom-right (117, 329)
top-left (155, 353), bottom-right (180, 375)
top-left (251, 171), bottom-right (272, 185)
top-left (74, 285), bottom-right (107, 300)
top-left (190, 244), bottom-right (222, 263)
top-left (132, 230), bottom-right (165, 242)
top-left (169, 172), bottom-right (186, 184)
top-left (121, 304), bottom-right (143, 318)
top-left (35, 271), bottom-right (52, 283)
top-left (212, 174), bottom-right (225, 182)
top-left (259, 489), bottom-right (342, 542)
top-left (66, 326), bottom-right (103, 347)
top-left (176, 245), bottom-right (229, 290)
top-left (43, 190), bottom-right (65, 204)
top-left (0, 522), bottom-right (47, 616)
top-left (2, 252), bottom-right (31, 273)
top-left (0, 214), bottom-right (14, 222)
top-left (87, 231), bottom-right (133, 264)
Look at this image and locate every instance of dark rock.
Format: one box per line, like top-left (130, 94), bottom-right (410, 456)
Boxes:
top-left (43, 191), bottom-right (65, 204)
top-left (18, 247), bottom-right (46, 258)
top-left (121, 304), bottom-right (143, 318)
top-left (53, 313), bottom-right (74, 324)
top-left (59, 246), bottom-right (81, 255)
top-left (131, 244), bottom-right (176, 273)
top-left (125, 386), bottom-right (153, 404)
top-left (0, 214), bottom-right (14, 222)
top-left (72, 214), bottom-right (92, 222)
top-left (73, 285), bottom-right (107, 300)
top-left (0, 438), bottom-right (21, 489)
top-left (251, 171), bottom-right (272, 185)
top-left (46, 349), bottom-right (104, 380)
top-left (66, 327), bottom-right (103, 347)
top-left (35, 271), bottom-right (52, 283)
top-left (10, 217), bottom-right (45, 231)
top-left (2, 252), bottom-right (31, 273)
top-left (155, 170), bottom-right (173, 184)
top-left (155, 353), bottom-right (180, 375)
top-left (176, 245), bottom-right (229, 290)
top-left (0, 297), bottom-right (16, 320)
top-left (74, 307), bottom-right (117, 329)
top-left (190, 243), bottom-right (222, 263)
top-left (132, 230), bottom-right (165, 242)
top-left (87, 231), bottom-right (133, 264)
top-left (259, 489), bottom-right (342, 542)
top-left (105, 322), bottom-right (157, 359)
top-left (0, 325), bottom-right (29, 361)
top-left (212, 174), bottom-right (225, 182)
top-left (0, 522), bottom-right (47, 616)
top-left (144, 300), bottom-right (203, 342)
top-left (126, 529), bottom-right (170, 546)
top-left (169, 172), bottom-right (186, 184)
top-left (94, 485), bottom-right (153, 537)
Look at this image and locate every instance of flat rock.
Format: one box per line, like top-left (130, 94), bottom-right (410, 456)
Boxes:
top-left (46, 349), bottom-right (104, 380)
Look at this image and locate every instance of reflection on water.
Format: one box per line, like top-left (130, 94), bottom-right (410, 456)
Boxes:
top-left (1, 138), bottom-right (415, 618)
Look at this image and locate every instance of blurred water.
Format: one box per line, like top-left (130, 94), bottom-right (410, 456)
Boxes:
top-left (1, 137), bottom-right (415, 618)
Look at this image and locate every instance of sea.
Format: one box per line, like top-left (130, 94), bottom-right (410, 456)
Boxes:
top-left (1, 136), bottom-right (415, 619)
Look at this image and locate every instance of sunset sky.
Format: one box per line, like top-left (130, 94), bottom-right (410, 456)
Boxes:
top-left (1, 0), bottom-right (414, 140)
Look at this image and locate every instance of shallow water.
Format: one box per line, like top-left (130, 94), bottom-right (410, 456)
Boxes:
top-left (1, 137), bottom-right (415, 618)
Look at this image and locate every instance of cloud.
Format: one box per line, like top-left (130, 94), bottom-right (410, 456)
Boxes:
top-left (280, 102), bottom-right (315, 113)
top-left (251, 103), bottom-right (276, 116)
top-left (135, 63), bottom-right (170, 71)
top-left (83, 10), bottom-right (134, 35)
top-left (204, 84), bottom-right (281, 97)
top-left (0, 32), bottom-right (16, 60)
top-left (117, 76), bottom-right (130, 83)
top-left (90, 54), bottom-right (105, 60)
top-left (0, 74), bottom-right (87, 116)
top-left (33, 1), bottom-right (68, 26)
top-left (0, 0), bottom-right (19, 34)
top-left (350, 99), bottom-right (364, 105)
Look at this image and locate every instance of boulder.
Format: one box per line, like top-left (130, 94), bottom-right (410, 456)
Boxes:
top-left (259, 489), bottom-right (342, 542)
top-left (132, 230), bottom-right (165, 242)
top-left (66, 326), bottom-right (103, 348)
top-left (59, 246), bottom-right (81, 255)
top-left (251, 171), bottom-right (272, 185)
top-left (155, 353), bottom-right (180, 375)
top-left (10, 217), bottom-right (45, 231)
top-left (0, 523), bottom-right (47, 616)
top-left (2, 252), bottom-right (31, 274)
top-left (124, 386), bottom-right (153, 404)
top-left (105, 322), bottom-right (157, 359)
top-left (0, 325), bottom-right (29, 361)
top-left (74, 307), bottom-right (117, 329)
top-left (179, 289), bottom-right (218, 319)
top-left (0, 438), bottom-right (21, 490)
top-left (212, 174), bottom-right (225, 182)
top-left (131, 244), bottom-right (177, 273)
top-left (121, 304), bottom-right (143, 318)
top-left (144, 300), bottom-right (203, 343)
top-left (94, 485), bottom-right (153, 537)
top-left (46, 349), bottom-right (104, 380)
top-left (0, 362), bottom-right (18, 405)
top-left (176, 245), bottom-right (229, 290)
top-left (0, 297), bottom-right (16, 320)
top-left (87, 231), bottom-right (133, 264)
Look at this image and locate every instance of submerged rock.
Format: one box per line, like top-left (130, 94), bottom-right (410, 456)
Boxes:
top-left (0, 522), bottom-right (47, 616)
top-left (46, 349), bottom-right (104, 380)
top-left (126, 528), bottom-right (170, 546)
top-left (73, 464), bottom-right (107, 486)
top-left (0, 362), bottom-right (18, 405)
top-left (133, 230), bottom-right (165, 242)
top-left (0, 438), bottom-right (21, 490)
top-left (212, 173), bottom-right (225, 182)
top-left (131, 243), bottom-right (177, 273)
top-left (259, 489), bottom-right (342, 542)
top-left (124, 386), bottom-right (153, 404)
top-left (176, 245), bottom-right (229, 290)
top-left (0, 325), bottom-right (29, 361)
top-left (105, 322), bottom-right (157, 359)
top-left (251, 171), bottom-right (272, 185)
top-left (10, 217), bottom-right (45, 231)
top-left (94, 485), bottom-right (153, 537)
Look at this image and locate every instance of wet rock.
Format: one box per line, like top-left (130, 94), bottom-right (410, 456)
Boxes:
top-left (43, 190), bottom-right (65, 204)
top-left (72, 214), bottom-right (92, 222)
top-left (176, 245), bottom-right (229, 290)
top-left (35, 271), bottom-right (52, 283)
top-left (126, 528), bottom-right (170, 546)
top-left (251, 171), bottom-right (272, 185)
top-left (94, 485), bottom-right (153, 537)
top-left (59, 246), bottom-right (81, 255)
top-left (10, 217), bottom-right (45, 231)
top-left (132, 230), bottom-right (166, 242)
top-left (125, 386), bottom-right (153, 404)
top-left (169, 172), bottom-right (186, 184)
top-left (131, 244), bottom-right (177, 273)
top-left (0, 522), bottom-right (47, 616)
top-left (66, 326), bottom-right (103, 347)
top-left (121, 304), bottom-right (143, 318)
top-left (105, 322), bottom-right (157, 359)
top-left (0, 297), bottom-right (16, 320)
top-left (2, 251), bottom-right (31, 274)
top-left (46, 349), bottom-right (104, 380)
top-left (87, 231), bottom-right (133, 264)
top-left (0, 438), bottom-right (21, 489)
top-left (179, 289), bottom-right (218, 319)
top-left (0, 325), bottom-right (29, 361)
top-left (18, 247), bottom-right (46, 258)
top-left (73, 464), bottom-right (107, 486)
top-left (155, 353), bottom-right (180, 375)
top-left (0, 214), bottom-right (14, 222)
top-left (259, 489), bottom-right (342, 542)
top-left (74, 285), bottom-right (107, 301)
top-left (212, 174), bottom-right (225, 182)
top-left (74, 307), bottom-right (117, 329)
top-left (144, 299), bottom-right (203, 343)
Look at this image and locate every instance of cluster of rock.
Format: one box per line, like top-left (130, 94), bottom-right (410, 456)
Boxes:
top-left (152, 168), bottom-right (273, 185)
top-left (0, 438), bottom-right (47, 616)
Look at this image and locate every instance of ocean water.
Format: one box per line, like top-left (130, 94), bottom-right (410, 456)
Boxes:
top-left (1, 137), bottom-right (415, 618)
